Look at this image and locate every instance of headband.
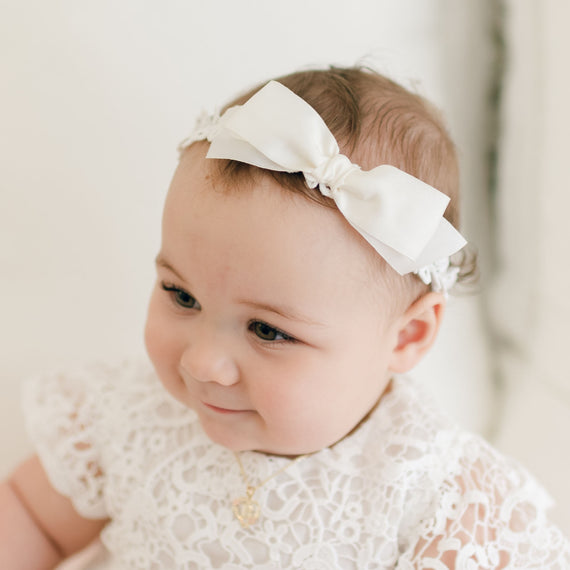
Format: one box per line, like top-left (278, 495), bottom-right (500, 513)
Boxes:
top-left (178, 81), bottom-right (466, 293)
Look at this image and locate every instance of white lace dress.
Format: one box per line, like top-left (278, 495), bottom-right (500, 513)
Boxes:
top-left (23, 359), bottom-right (570, 569)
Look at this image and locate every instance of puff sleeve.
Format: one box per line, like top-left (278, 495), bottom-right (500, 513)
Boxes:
top-left (395, 436), bottom-right (570, 569)
top-left (22, 364), bottom-right (111, 519)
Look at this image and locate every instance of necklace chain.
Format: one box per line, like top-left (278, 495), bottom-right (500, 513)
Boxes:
top-left (232, 452), bottom-right (307, 528)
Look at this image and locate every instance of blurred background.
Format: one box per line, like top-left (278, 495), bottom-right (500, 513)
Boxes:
top-left (0, 0), bottom-right (568, 534)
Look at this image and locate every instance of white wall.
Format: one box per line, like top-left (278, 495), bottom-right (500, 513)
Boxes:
top-left (0, 0), bottom-right (494, 483)
top-left (492, 0), bottom-right (570, 535)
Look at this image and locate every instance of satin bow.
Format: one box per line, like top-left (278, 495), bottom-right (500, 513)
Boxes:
top-left (185, 80), bottom-right (466, 276)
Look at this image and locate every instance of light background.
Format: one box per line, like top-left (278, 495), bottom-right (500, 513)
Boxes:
top-left (1, 0), bottom-right (567, 536)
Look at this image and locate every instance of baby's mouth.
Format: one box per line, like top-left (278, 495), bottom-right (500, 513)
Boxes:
top-left (202, 401), bottom-right (251, 415)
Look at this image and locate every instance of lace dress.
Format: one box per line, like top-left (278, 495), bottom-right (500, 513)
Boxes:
top-left (23, 359), bottom-right (570, 569)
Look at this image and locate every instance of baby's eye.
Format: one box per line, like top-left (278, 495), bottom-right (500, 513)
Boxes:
top-left (248, 321), bottom-right (294, 343)
top-left (161, 283), bottom-right (201, 310)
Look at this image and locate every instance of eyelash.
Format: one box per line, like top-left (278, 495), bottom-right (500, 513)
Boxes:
top-left (247, 320), bottom-right (297, 344)
top-left (160, 282), bottom-right (297, 344)
top-left (161, 282), bottom-right (200, 310)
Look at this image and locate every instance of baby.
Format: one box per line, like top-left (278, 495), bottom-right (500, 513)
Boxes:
top-left (1, 66), bottom-right (569, 569)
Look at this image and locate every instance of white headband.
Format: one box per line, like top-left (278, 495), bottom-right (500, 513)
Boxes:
top-left (178, 80), bottom-right (466, 293)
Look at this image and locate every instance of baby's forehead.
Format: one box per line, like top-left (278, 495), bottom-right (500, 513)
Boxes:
top-left (169, 148), bottom-right (398, 289)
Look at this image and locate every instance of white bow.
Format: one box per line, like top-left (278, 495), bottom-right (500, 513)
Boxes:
top-left (181, 80), bottom-right (466, 278)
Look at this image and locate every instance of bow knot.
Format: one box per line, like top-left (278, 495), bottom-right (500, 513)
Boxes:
top-left (304, 153), bottom-right (357, 196)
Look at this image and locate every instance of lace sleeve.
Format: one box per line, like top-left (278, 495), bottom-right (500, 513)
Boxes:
top-left (396, 440), bottom-right (570, 569)
top-left (22, 366), bottom-right (108, 519)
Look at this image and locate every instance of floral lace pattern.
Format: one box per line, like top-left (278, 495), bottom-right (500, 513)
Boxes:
top-left (23, 359), bottom-right (570, 569)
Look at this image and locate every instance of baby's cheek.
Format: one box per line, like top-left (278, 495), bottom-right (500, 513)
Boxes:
top-left (258, 379), bottom-right (315, 428)
top-left (144, 321), bottom-right (161, 366)
top-left (144, 298), bottom-right (174, 369)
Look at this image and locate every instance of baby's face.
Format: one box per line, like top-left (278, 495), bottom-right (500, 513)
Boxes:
top-left (145, 145), bottom-right (404, 455)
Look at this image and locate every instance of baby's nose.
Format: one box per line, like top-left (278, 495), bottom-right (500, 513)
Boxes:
top-left (179, 335), bottom-right (239, 386)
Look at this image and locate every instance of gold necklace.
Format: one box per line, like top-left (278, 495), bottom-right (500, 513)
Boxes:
top-left (232, 451), bottom-right (307, 528)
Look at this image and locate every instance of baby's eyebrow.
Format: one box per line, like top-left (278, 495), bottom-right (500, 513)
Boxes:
top-left (155, 254), bottom-right (326, 327)
top-left (155, 254), bottom-right (186, 282)
top-left (238, 300), bottom-right (326, 327)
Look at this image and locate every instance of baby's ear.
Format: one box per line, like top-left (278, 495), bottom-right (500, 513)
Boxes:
top-left (388, 292), bottom-right (446, 373)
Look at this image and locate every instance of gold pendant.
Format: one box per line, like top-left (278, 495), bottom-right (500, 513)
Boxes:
top-left (232, 486), bottom-right (261, 528)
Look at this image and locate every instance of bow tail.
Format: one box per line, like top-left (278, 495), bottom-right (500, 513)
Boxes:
top-left (352, 218), bottom-right (467, 275)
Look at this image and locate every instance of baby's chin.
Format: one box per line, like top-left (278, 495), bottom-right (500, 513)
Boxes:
top-left (222, 434), bottom-right (345, 458)
top-left (198, 418), bottom-right (326, 457)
